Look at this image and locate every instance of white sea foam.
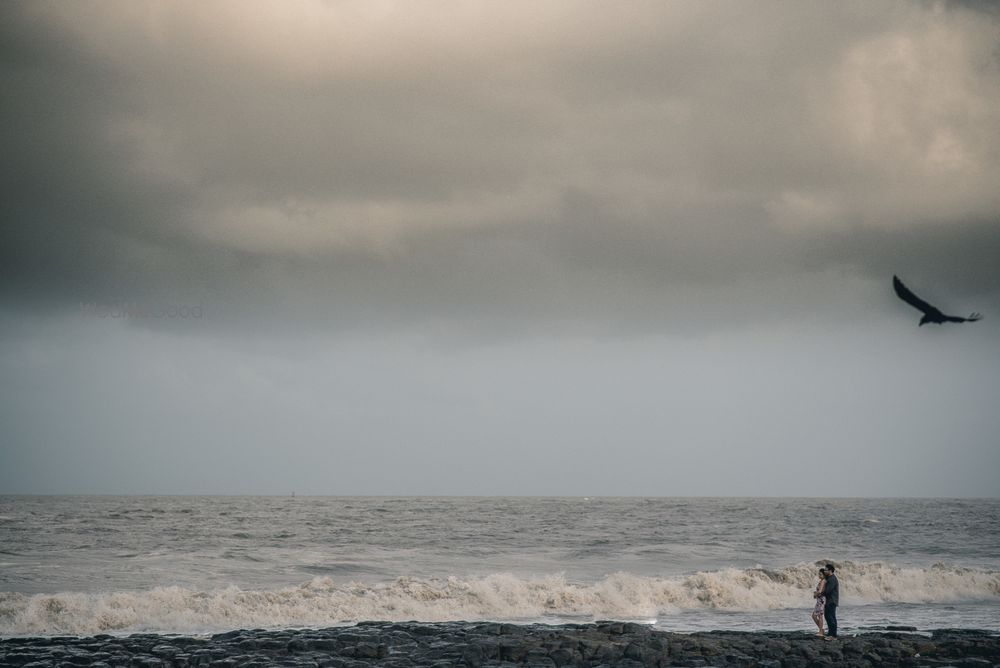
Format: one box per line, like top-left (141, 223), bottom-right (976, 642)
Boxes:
top-left (2, 561), bottom-right (997, 636)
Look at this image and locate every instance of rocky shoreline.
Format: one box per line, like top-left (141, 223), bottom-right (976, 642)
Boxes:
top-left (2, 622), bottom-right (999, 667)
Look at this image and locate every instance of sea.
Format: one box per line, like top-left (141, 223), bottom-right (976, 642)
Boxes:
top-left (1, 496), bottom-right (998, 637)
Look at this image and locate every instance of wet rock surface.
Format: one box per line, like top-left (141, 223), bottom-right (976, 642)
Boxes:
top-left (2, 622), bottom-right (999, 667)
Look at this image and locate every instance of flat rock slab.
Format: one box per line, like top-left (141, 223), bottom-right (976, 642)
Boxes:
top-left (2, 622), bottom-right (998, 667)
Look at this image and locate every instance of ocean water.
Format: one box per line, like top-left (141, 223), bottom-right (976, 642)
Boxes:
top-left (0, 496), bottom-right (998, 637)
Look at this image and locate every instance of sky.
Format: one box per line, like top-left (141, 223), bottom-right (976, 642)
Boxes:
top-left (1, 1), bottom-right (999, 496)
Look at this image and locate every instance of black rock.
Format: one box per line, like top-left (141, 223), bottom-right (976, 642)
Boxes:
top-left (2, 623), bottom-right (1000, 667)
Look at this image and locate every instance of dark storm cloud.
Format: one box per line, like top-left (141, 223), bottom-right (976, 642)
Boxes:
top-left (4, 2), bottom-right (1000, 499)
top-left (2, 1), bottom-right (999, 338)
top-left (812, 217), bottom-right (1000, 297)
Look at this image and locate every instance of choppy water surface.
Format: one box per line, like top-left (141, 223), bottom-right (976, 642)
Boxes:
top-left (0, 496), bottom-right (997, 635)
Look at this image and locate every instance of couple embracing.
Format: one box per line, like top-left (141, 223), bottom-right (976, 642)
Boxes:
top-left (811, 563), bottom-right (839, 639)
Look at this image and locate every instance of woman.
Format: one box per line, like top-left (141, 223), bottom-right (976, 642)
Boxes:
top-left (811, 568), bottom-right (827, 637)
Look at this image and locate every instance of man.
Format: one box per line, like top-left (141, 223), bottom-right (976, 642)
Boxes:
top-left (818, 563), bottom-right (839, 639)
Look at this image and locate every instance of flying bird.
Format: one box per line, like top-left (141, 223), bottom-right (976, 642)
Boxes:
top-left (892, 275), bottom-right (982, 326)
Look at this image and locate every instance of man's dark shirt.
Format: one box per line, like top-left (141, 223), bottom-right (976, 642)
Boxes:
top-left (822, 574), bottom-right (839, 606)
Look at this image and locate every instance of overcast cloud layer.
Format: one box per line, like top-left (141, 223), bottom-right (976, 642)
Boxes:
top-left (2, 2), bottom-right (999, 496)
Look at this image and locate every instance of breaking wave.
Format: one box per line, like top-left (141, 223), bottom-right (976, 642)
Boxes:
top-left (2, 561), bottom-right (997, 636)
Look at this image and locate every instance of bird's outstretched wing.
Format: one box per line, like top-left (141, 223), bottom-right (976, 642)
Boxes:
top-left (944, 312), bottom-right (983, 323)
top-left (892, 275), bottom-right (937, 315)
